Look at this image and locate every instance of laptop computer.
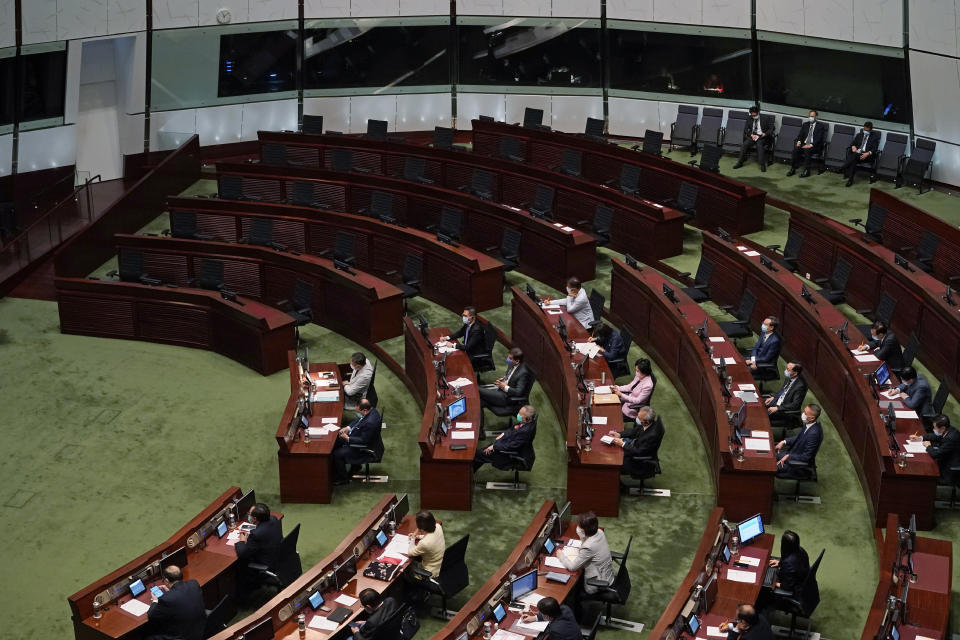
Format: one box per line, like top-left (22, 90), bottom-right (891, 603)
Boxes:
top-left (327, 606), bottom-right (353, 623)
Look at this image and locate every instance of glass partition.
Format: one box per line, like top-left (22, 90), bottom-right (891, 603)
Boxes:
top-left (219, 30), bottom-right (297, 98)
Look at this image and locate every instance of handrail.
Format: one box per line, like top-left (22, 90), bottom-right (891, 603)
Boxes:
top-left (26, 168), bottom-right (77, 210)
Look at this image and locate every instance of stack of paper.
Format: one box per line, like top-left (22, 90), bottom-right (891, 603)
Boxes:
top-left (712, 357), bottom-right (737, 365)
top-left (454, 422), bottom-right (472, 429)
top-left (448, 377), bottom-right (474, 388)
top-left (542, 304), bottom-right (561, 310)
top-left (744, 250), bottom-right (760, 257)
top-left (593, 385), bottom-right (612, 395)
top-left (451, 431), bottom-right (474, 440)
top-left (706, 626), bottom-right (727, 638)
top-left (120, 599), bottom-right (150, 617)
top-left (543, 556), bottom-right (566, 569)
top-left (726, 569), bottom-right (757, 583)
top-left (510, 619), bottom-right (549, 636)
top-left (738, 383), bottom-right (756, 391)
top-left (491, 630), bottom-right (524, 640)
top-left (709, 337), bottom-right (725, 343)
top-left (321, 417), bottom-right (338, 424)
top-left (904, 441), bottom-right (927, 454)
top-left (855, 353), bottom-right (880, 363)
top-left (312, 390), bottom-right (340, 402)
top-left (599, 435), bottom-right (615, 445)
top-left (895, 409), bottom-right (918, 419)
top-left (750, 430), bottom-right (769, 438)
top-left (738, 556), bottom-right (761, 567)
top-left (383, 534), bottom-right (410, 558)
top-left (565, 539), bottom-right (582, 548)
top-left (335, 594), bottom-right (358, 606)
top-left (744, 438), bottom-right (769, 451)
top-left (591, 416), bottom-right (608, 425)
top-left (308, 615), bottom-right (339, 631)
top-left (574, 342), bottom-right (602, 358)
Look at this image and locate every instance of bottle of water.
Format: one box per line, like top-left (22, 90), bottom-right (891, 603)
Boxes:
top-left (298, 613), bottom-right (306, 636)
top-left (389, 520), bottom-right (396, 537)
top-left (730, 534), bottom-right (740, 555)
top-left (93, 600), bottom-right (102, 620)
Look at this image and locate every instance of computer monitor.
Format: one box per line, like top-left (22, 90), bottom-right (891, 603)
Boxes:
top-left (376, 529), bottom-right (388, 547)
top-left (242, 617), bottom-right (274, 640)
top-left (235, 489), bottom-right (256, 523)
top-left (392, 494), bottom-right (410, 524)
top-left (334, 556), bottom-right (358, 591)
top-left (308, 590), bottom-right (325, 610)
top-left (447, 396), bottom-right (467, 421)
top-left (492, 602), bottom-right (507, 624)
top-left (875, 362), bottom-right (890, 386)
top-left (737, 514), bottom-right (764, 546)
top-left (511, 569), bottom-right (537, 600)
top-left (543, 537), bottom-right (555, 555)
top-left (129, 578), bottom-right (146, 598)
top-left (686, 612), bottom-right (700, 635)
top-left (160, 546), bottom-right (188, 571)
top-left (553, 501), bottom-right (572, 539)
top-left (734, 401), bottom-right (748, 432)
top-left (722, 544), bottom-right (731, 564)
top-left (216, 520), bottom-right (228, 538)
top-left (889, 624), bottom-right (899, 640)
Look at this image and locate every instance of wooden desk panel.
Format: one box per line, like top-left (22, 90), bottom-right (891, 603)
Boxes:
top-left (470, 119), bottom-right (766, 236)
top-left (214, 162), bottom-right (596, 291)
top-left (701, 233), bottom-right (940, 529)
top-left (510, 287), bottom-right (624, 516)
top-left (167, 196), bottom-right (504, 313)
top-left (257, 131), bottom-right (685, 263)
top-left (113, 234), bottom-right (403, 346)
top-left (55, 278), bottom-right (295, 375)
top-left (610, 260), bottom-right (776, 522)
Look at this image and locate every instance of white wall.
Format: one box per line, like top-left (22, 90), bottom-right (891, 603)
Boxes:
top-left (608, 0), bottom-right (751, 27)
top-left (0, 0), bottom-right (15, 48)
top-left (756, 0), bottom-right (903, 47)
top-left (0, 134), bottom-right (12, 176)
top-left (152, 0), bottom-right (297, 29)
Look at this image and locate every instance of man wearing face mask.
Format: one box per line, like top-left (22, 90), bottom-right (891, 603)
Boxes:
top-left (774, 404), bottom-right (824, 478)
top-left (891, 367), bottom-right (932, 413)
top-left (765, 361), bottom-right (807, 422)
top-left (857, 321), bottom-right (904, 371)
top-left (911, 415), bottom-right (960, 482)
top-left (235, 503), bottom-right (283, 602)
top-left (718, 604), bottom-right (773, 640)
top-left (478, 347), bottom-right (534, 412)
top-left (747, 316), bottom-right (781, 375)
top-left (473, 404), bottom-right (537, 472)
top-left (842, 121), bottom-right (879, 187)
top-left (332, 398), bottom-right (383, 485)
top-left (443, 306), bottom-right (487, 361)
top-left (733, 106), bottom-right (774, 171)
top-left (349, 589), bottom-right (401, 640)
top-left (787, 110), bottom-right (825, 178)
top-left (543, 277), bottom-right (595, 329)
top-left (608, 405), bottom-right (665, 470)
top-left (557, 512), bottom-right (616, 595)
top-left (343, 352), bottom-right (374, 412)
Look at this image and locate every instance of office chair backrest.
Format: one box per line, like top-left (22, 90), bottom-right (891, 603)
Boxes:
top-left (874, 292), bottom-right (897, 325)
top-left (831, 257), bottom-right (852, 290)
top-left (901, 333), bottom-right (918, 369)
top-left (699, 144), bottom-right (723, 172)
top-left (589, 289), bottom-right (605, 323)
top-left (276, 524), bottom-right (302, 587)
top-left (501, 227), bottom-right (522, 260)
top-left (917, 230), bottom-right (939, 262)
top-left (261, 142), bottom-right (286, 166)
top-left (695, 256), bottom-right (715, 286)
top-left (775, 117), bottom-right (803, 154)
top-left (402, 254), bottom-right (422, 284)
top-left (912, 138), bottom-right (936, 163)
top-left (291, 279), bottom-right (313, 312)
top-left (481, 320), bottom-right (497, 353)
top-left (370, 191), bottom-right (394, 220)
top-left (198, 259), bottom-right (225, 290)
top-left (499, 136), bottom-right (522, 160)
top-left (611, 556), bottom-right (632, 600)
top-left (585, 117), bottom-right (604, 137)
top-left (642, 129), bottom-right (663, 154)
top-left (673, 105), bottom-right (699, 141)
top-left (439, 206), bottom-right (463, 240)
top-left (561, 149), bottom-right (582, 175)
top-left (620, 164), bottom-right (641, 192)
top-left (784, 229), bottom-right (804, 262)
top-left (648, 372), bottom-right (658, 404)
top-left (523, 107), bottom-right (544, 128)
top-left (677, 181), bottom-right (699, 210)
top-left (290, 180), bottom-right (316, 207)
top-left (433, 126), bottom-right (455, 149)
top-left (334, 231), bottom-right (356, 263)
top-left (584, 612), bottom-right (602, 640)
top-left (170, 210), bottom-right (199, 239)
top-left (699, 107), bottom-right (724, 145)
top-left (438, 535), bottom-right (470, 593)
top-left (618, 329), bottom-right (633, 356)
top-left (331, 148), bottom-right (353, 172)
top-left (827, 125), bottom-right (856, 161)
top-left (364, 361), bottom-right (379, 408)
top-left (249, 217), bottom-right (274, 246)
top-left (402, 156), bottom-right (426, 182)
top-left (118, 249), bottom-right (145, 282)
top-left (618, 535), bottom-right (634, 565)
top-left (798, 549), bottom-right (824, 614)
top-left (722, 110), bottom-right (749, 150)
top-left (738, 289), bottom-right (756, 321)
top-left (219, 174), bottom-right (244, 200)
top-left (877, 133), bottom-right (908, 174)
top-left (367, 119), bottom-right (389, 139)
top-left (301, 114), bottom-right (324, 134)
top-left (532, 184), bottom-right (554, 212)
top-left (865, 203), bottom-right (888, 237)
top-left (932, 377), bottom-right (950, 414)
top-left (472, 168), bottom-right (494, 198)
top-left (593, 205), bottom-right (613, 237)
top-left (203, 594), bottom-right (232, 639)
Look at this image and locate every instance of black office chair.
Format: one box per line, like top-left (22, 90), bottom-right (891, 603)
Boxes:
top-left (108, 250), bottom-right (162, 286)
top-left (524, 185), bottom-right (555, 221)
top-left (587, 289), bottom-right (605, 329)
top-left (814, 257), bottom-right (851, 305)
top-left (365, 361), bottom-right (379, 408)
top-left (261, 143), bottom-right (287, 166)
top-left (922, 378), bottom-right (950, 426)
top-left (665, 182), bottom-right (698, 220)
top-left (360, 191), bottom-right (396, 224)
top-left (242, 218), bottom-right (287, 251)
top-left (498, 137), bottom-right (525, 163)
top-left (640, 129), bottom-right (663, 156)
top-left (435, 206), bottom-right (463, 243)
top-left (772, 116), bottom-right (803, 167)
top-left (490, 422), bottom-right (536, 489)
top-left (366, 119), bottom-right (389, 139)
top-left (778, 455), bottom-right (820, 503)
top-left (895, 334), bottom-right (920, 376)
top-left (584, 117), bottom-right (605, 139)
top-left (551, 149), bottom-right (582, 177)
top-left (577, 205), bottom-right (613, 247)
top-left (218, 174), bottom-right (245, 200)
top-left (873, 132), bottom-right (908, 183)
top-left (692, 143), bottom-right (723, 173)
top-left (721, 110), bottom-right (749, 155)
top-left (623, 454), bottom-right (662, 494)
top-left (670, 105), bottom-right (699, 154)
top-left (349, 408), bottom-right (385, 482)
top-left (401, 156), bottom-right (433, 185)
top-left (289, 180), bottom-right (329, 209)
top-left (606, 329), bottom-right (632, 379)
top-left (331, 231), bottom-right (357, 266)
top-left (854, 292), bottom-right (897, 337)
top-left (767, 228), bottom-right (804, 273)
top-left (582, 611), bottom-right (602, 640)
top-left (900, 229), bottom-right (939, 273)
top-left (678, 257), bottom-right (714, 303)
top-left (717, 289), bottom-right (756, 342)
top-left (191, 258), bottom-right (225, 291)
top-left (471, 320), bottom-right (498, 374)
top-left (609, 535), bottom-right (632, 566)
top-left (460, 168), bottom-right (494, 200)
top-left (330, 148), bottom-right (358, 173)
top-left (167, 210), bottom-right (213, 241)
top-left (433, 126), bottom-right (467, 151)
top-left (202, 594), bottom-right (233, 639)
top-left (523, 107), bottom-right (544, 128)
top-left (277, 279), bottom-right (314, 345)
top-left (606, 164), bottom-right (641, 196)
top-left (405, 535), bottom-right (470, 617)
top-left (486, 386), bottom-right (533, 434)
top-left (697, 107), bottom-right (724, 151)
top-left (850, 202), bottom-right (887, 244)
top-left (750, 360), bottom-right (780, 394)
top-left (769, 549), bottom-right (823, 638)
top-left (301, 114), bottom-right (324, 134)
top-left (386, 254), bottom-right (423, 313)
top-left (487, 228), bottom-right (521, 273)
top-left (249, 524), bottom-right (302, 591)
top-left (821, 125), bottom-right (856, 174)
top-left (897, 138), bottom-right (936, 193)
top-left (581, 546), bottom-right (632, 626)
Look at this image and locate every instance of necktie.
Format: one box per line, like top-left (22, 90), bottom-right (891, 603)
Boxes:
top-left (754, 119), bottom-right (760, 135)
top-left (504, 365), bottom-right (516, 385)
top-left (860, 132), bottom-right (869, 153)
top-left (805, 124), bottom-right (814, 144)
top-left (777, 377), bottom-right (794, 407)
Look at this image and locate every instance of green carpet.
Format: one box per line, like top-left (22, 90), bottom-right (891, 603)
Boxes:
top-left (3, 153), bottom-right (959, 640)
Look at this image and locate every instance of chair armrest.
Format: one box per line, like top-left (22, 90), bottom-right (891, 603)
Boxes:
top-left (384, 270), bottom-right (398, 277)
top-left (772, 587), bottom-right (795, 598)
top-left (276, 298), bottom-right (290, 308)
top-left (106, 270), bottom-right (118, 278)
top-left (813, 278), bottom-right (829, 286)
top-left (731, 319), bottom-right (750, 326)
top-left (485, 245), bottom-right (499, 252)
top-left (576, 219), bottom-right (590, 226)
top-left (854, 308), bottom-right (873, 316)
top-left (406, 279), bottom-right (421, 287)
top-left (899, 245), bottom-right (915, 253)
top-left (786, 457), bottom-right (812, 467)
top-left (248, 563), bottom-right (269, 572)
top-left (676, 271), bottom-right (691, 279)
top-left (267, 241), bottom-right (287, 251)
top-left (585, 579), bottom-right (614, 590)
top-left (766, 244), bottom-right (781, 253)
top-left (141, 275), bottom-right (162, 286)
top-left (694, 284), bottom-right (709, 292)
top-left (718, 304), bottom-right (734, 312)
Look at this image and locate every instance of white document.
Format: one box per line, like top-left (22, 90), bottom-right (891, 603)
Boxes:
top-left (451, 431), bottom-right (474, 440)
top-left (120, 599), bottom-right (151, 617)
top-left (726, 569), bottom-right (757, 583)
top-left (855, 354), bottom-right (880, 363)
top-left (565, 539), bottom-right (582, 548)
top-left (546, 309), bottom-right (563, 315)
top-left (707, 626), bottom-right (727, 638)
top-left (709, 336), bottom-right (725, 343)
top-left (736, 245), bottom-right (748, 251)
top-left (561, 226), bottom-right (575, 232)
top-left (511, 619), bottom-right (549, 635)
top-left (915, 636), bottom-right (935, 640)
top-left (738, 556), bottom-right (761, 567)
top-left (591, 416), bottom-right (608, 425)
top-left (744, 250), bottom-right (760, 257)
top-left (904, 441), bottom-right (927, 454)
top-left (308, 615), bottom-right (340, 631)
top-left (455, 422), bottom-right (472, 429)
top-left (738, 383), bottom-right (756, 391)
top-left (312, 391), bottom-right (340, 402)
top-left (321, 417), bottom-right (338, 424)
top-left (593, 385), bottom-right (612, 394)
top-left (383, 534), bottom-right (410, 558)
top-left (712, 357), bottom-right (736, 365)
top-left (306, 427), bottom-right (328, 438)
top-left (600, 435), bottom-right (615, 445)
top-left (543, 556), bottom-right (566, 569)
top-left (448, 377), bottom-right (474, 388)
top-left (553, 222), bottom-right (563, 228)
top-left (335, 594), bottom-right (358, 606)
top-left (751, 430), bottom-right (770, 438)
top-left (438, 346), bottom-right (457, 354)
top-left (574, 342), bottom-right (602, 358)
top-left (744, 438), bottom-right (770, 451)
top-left (491, 630), bottom-right (524, 640)
top-left (517, 591), bottom-right (542, 606)
top-left (895, 410), bottom-right (918, 419)
top-left (542, 304), bottom-right (561, 310)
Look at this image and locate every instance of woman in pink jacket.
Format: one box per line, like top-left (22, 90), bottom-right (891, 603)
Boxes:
top-left (613, 358), bottom-right (654, 420)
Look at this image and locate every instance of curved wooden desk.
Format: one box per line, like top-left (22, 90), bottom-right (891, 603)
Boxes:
top-left (112, 234), bottom-right (403, 346)
top-left (55, 278), bottom-right (295, 375)
top-left (510, 286), bottom-right (624, 516)
top-left (210, 494), bottom-right (414, 640)
top-left (403, 317), bottom-right (482, 511)
top-left (257, 130), bottom-right (685, 262)
top-left (470, 119), bottom-right (766, 236)
top-left (610, 259), bottom-right (776, 522)
top-left (784, 202), bottom-right (960, 402)
top-left (167, 196), bottom-right (504, 313)
top-left (212, 162), bottom-right (596, 291)
top-left (701, 232), bottom-right (940, 529)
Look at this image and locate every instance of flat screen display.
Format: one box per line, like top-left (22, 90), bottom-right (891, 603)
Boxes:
top-left (543, 538), bottom-right (555, 555)
top-left (129, 579), bottom-right (145, 597)
top-left (216, 521), bottom-right (228, 538)
top-left (737, 514), bottom-right (764, 545)
top-left (492, 602), bottom-right (506, 623)
top-left (875, 362), bottom-right (890, 386)
top-left (376, 530), bottom-right (388, 547)
top-left (511, 570), bottom-right (537, 600)
top-left (447, 397), bottom-right (467, 421)
top-left (309, 591), bottom-right (324, 610)
top-left (218, 30), bottom-right (297, 98)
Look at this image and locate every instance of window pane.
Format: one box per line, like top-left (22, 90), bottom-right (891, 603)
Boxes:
top-left (457, 22), bottom-right (601, 88)
top-left (304, 25), bottom-right (451, 90)
top-left (0, 56), bottom-right (13, 126)
top-left (608, 30), bottom-right (753, 100)
top-left (19, 50), bottom-right (67, 122)
top-left (218, 30), bottom-right (297, 98)
top-left (759, 41), bottom-right (909, 124)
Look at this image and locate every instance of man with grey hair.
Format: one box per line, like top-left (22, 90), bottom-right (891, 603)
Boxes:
top-left (343, 351), bottom-right (373, 411)
top-left (774, 403), bottom-right (823, 478)
top-left (473, 404), bottom-right (537, 472)
top-left (608, 406), bottom-right (664, 469)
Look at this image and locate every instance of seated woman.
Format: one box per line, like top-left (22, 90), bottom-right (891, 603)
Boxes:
top-left (590, 324), bottom-right (626, 365)
top-left (612, 358), bottom-right (654, 421)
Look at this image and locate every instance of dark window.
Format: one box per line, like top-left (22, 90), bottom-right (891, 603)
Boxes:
top-left (218, 30), bottom-right (297, 98)
top-left (19, 49), bottom-right (68, 122)
top-left (0, 56), bottom-right (13, 126)
top-left (759, 41), bottom-right (909, 124)
top-left (457, 23), bottom-right (601, 88)
top-left (608, 30), bottom-right (753, 100)
top-left (303, 25), bottom-right (450, 89)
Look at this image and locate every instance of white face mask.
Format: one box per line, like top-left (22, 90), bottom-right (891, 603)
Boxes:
top-left (566, 287), bottom-right (574, 295)
top-left (576, 525), bottom-right (585, 539)
top-left (462, 315), bottom-right (470, 324)
top-left (761, 324), bottom-right (769, 333)
top-left (808, 116), bottom-right (816, 122)
top-left (801, 414), bottom-right (811, 424)
top-left (784, 368), bottom-right (791, 377)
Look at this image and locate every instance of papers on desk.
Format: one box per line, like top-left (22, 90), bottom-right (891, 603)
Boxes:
top-left (383, 534), bottom-right (410, 558)
top-left (542, 304), bottom-right (561, 310)
top-left (312, 390), bottom-right (340, 402)
top-left (738, 383), bottom-right (756, 391)
top-left (227, 530), bottom-right (243, 542)
top-left (593, 393), bottom-right (620, 405)
top-left (510, 619), bottom-right (549, 636)
top-left (591, 416), bottom-right (608, 425)
top-left (751, 430), bottom-right (770, 439)
top-left (543, 556), bottom-right (566, 569)
top-left (313, 379), bottom-right (338, 388)
top-left (574, 342), bottom-right (602, 358)
top-left (335, 594), bottom-right (358, 606)
top-left (734, 391), bottom-right (759, 403)
top-left (736, 245), bottom-right (749, 251)
top-left (451, 430), bottom-right (475, 440)
top-left (712, 357), bottom-right (736, 365)
top-left (855, 353), bottom-right (881, 363)
top-left (546, 309), bottom-right (563, 315)
top-left (516, 591), bottom-right (543, 607)
top-left (593, 385), bottom-right (612, 395)
top-left (744, 437), bottom-right (770, 451)
top-left (706, 626), bottom-right (727, 638)
top-left (565, 539), bottom-right (582, 548)
top-left (308, 615), bottom-right (339, 631)
top-left (321, 417), bottom-right (338, 424)
top-left (895, 409), bottom-right (919, 419)
top-left (904, 441), bottom-right (927, 454)
top-left (448, 377), bottom-right (474, 388)
top-left (551, 223), bottom-right (575, 232)
top-left (726, 569), bottom-right (757, 583)
top-left (307, 426), bottom-right (336, 438)
top-left (744, 250), bottom-right (760, 257)
top-left (120, 599), bottom-right (151, 617)
top-left (437, 346), bottom-right (457, 354)
top-left (915, 635), bottom-right (935, 640)
top-left (491, 630), bottom-right (524, 640)
top-left (600, 435), bottom-right (615, 445)
top-left (709, 336), bottom-right (725, 343)
top-left (738, 555), bottom-right (761, 567)
top-left (455, 422), bottom-right (472, 429)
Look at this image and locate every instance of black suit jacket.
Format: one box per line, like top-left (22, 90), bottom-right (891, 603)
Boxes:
top-left (850, 130), bottom-right (880, 155)
top-left (777, 547), bottom-right (810, 593)
top-left (771, 375), bottom-right (807, 413)
top-left (235, 516), bottom-right (283, 570)
top-left (784, 422), bottom-right (823, 465)
top-left (356, 597), bottom-right (402, 640)
top-left (341, 408), bottom-right (383, 462)
top-left (743, 114), bottom-right (775, 141)
top-left (541, 605), bottom-right (582, 640)
top-left (726, 615), bottom-right (773, 640)
top-left (500, 362), bottom-right (534, 400)
top-left (147, 579), bottom-right (206, 640)
top-left (928, 426), bottom-right (960, 479)
top-left (450, 321), bottom-right (486, 358)
top-left (621, 418), bottom-right (665, 458)
top-left (794, 121), bottom-right (826, 148)
top-left (868, 332), bottom-right (904, 371)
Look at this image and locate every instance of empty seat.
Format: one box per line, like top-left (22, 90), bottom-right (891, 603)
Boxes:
top-left (219, 174), bottom-right (245, 200)
top-left (332, 232), bottom-right (357, 265)
top-left (665, 181), bottom-right (698, 219)
top-left (874, 132), bottom-right (908, 182)
top-left (821, 124), bottom-right (856, 174)
top-left (289, 180), bottom-right (325, 208)
top-left (766, 228), bottom-right (804, 272)
top-left (670, 105), bottom-right (699, 153)
top-left (607, 164), bottom-right (641, 196)
top-left (697, 107), bottom-right (724, 150)
top-left (552, 149), bottom-right (582, 177)
top-left (498, 137), bottom-right (524, 162)
top-left (387, 254), bottom-right (423, 312)
top-left (721, 110), bottom-right (750, 154)
top-left (696, 144), bottom-right (723, 173)
top-left (772, 116), bottom-right (804, 165)
top-left (301, 114), bottom-right (324, 134)
top-left (679, 256), bottom-right (714, 303)
top-left (433, 126), bottom-right (466, 151)
top-left (717, 289), bottom-right (756, 341)
top-left (898, 138), bottom-right (936, 193)
top-left (904, 230), bottom-right (939, 272)
top-left (488, 227), bottom-right (521, 272)
top-left (525, 185), bottom-right (555, 221)
top-left (169, 210), bottom-right (212, 241)
top-left (193, 258), bottom-right (225, 291)
top-left (110, 250), bottom-right (161, 286)
top-left (522, 107), bottom-right (544, 128)
top-left (366, 119), bottom-right (389, 139)
top-left (577, 205), bottom-right (613, 247)
top-left (330, 148), bottom-right (353, 172)
top-left (641, 129), bottom-right (663, 156)
top-left (277, 279), bottom-right (314, 344)
top-left (461, 168), bottom-right (494, 200)
top-left (584, 117), bottom-right (605, 138)
top-left (437, 206), bottom-right (463, 242)
top-left (261, 143), bottom-right (287, 166)
top-left (360, 191), bottom-right (395, 223)
top-left (815, 257), bottom-right (851, 304)
top-left (851, 202), bottom-right (887, 243)
top-left (401, 156), bottom-right (433, 184)
top-left (243, 218), bottom-right (286, 251)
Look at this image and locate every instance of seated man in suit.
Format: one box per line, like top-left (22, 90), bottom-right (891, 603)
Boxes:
top-left (590, 323), bottom-right (626, 365)
top-left (479, 347), bottom-right (534, 412)
top-left (146, 565), bottom-right (206, 640)
top-left (842, 121), bottom-right (880, 187)
top-left (774, 404), bottom-right (824, 478)
top-left (734, 105), bottom-right (775, 171)
top-left (235, 503), bottom-right (283, 602)
top-left (473, 404), bottom-right (537, 472)
top-left (612, 358), bottom-right (655, 421)
top-left (608, 405), bottom-right (665, 472)
top-left (911, 415), bottom-right (960, 482)
top-left (333, 398), bottom-right (382, 484)
top-left (787, 110), bottom-right (826, 178)
top-left (350, 589), bottom-right (402, 640)
top-left (520, 597), bottom-right (580, 640)
top-left (343, 352), bottom-right (374, 411)
top-left (719, 604), bottom-right (773, 640)
top-left (857, 321), bottom-right (904, 371)
top-left (765, 361), bottom-right (808, 422)
top-left (543, 277), bottom-right (594, 328)
top-left (441, 306), bottom-right (486, 360)
top-left (748, 316), bottom-right (781, 374)
top-left (890, 366), bottom-right (932, 413)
